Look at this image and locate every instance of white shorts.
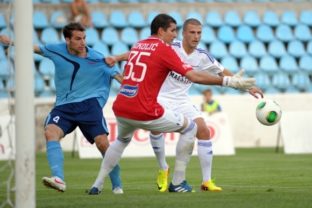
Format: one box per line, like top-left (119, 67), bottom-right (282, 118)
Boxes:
top-left (115, 109), bottom-right (185, 141)
top-left (158, 97), bottom-right (203, 120)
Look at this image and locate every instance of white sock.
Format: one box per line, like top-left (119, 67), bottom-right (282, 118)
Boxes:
top-left (172, 120), bottom-right (197, 185)
top-left (92, 139), bottom-right (128, 189)
top-left (197, 140), bottom-right (213, 182)
top-left (150, 133), bottom-right (168, 170)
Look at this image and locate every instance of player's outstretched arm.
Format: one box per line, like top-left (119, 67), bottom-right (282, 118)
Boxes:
top-left (114, 73), bottom-right (123, 84)
top-left (0, 34), bottom-right (42, 55)
top-left (105, 52), bottom-right (130, 67)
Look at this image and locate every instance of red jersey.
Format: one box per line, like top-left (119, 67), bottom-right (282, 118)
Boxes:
top-left (113, 37), bottom-right (192, 121)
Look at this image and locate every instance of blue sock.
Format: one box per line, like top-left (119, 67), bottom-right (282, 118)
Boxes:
top-left (46, 141), bottom-right (64, 181)
top-left (102, 152), bottom-right (122, 189)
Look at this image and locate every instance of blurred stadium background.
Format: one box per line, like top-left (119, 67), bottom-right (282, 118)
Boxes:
top-left (0, 0), bottom-right (312, 207)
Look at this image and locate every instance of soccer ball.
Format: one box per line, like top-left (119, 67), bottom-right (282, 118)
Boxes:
top-left (256, 99), bottom-right (282, 126)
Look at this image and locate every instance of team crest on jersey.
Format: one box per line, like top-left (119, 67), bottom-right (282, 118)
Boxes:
top-left (120, 84), bottom-right (138, 97)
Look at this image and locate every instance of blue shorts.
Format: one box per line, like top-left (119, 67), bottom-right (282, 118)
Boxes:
top-left (45, 98), bottom-right (108, 144)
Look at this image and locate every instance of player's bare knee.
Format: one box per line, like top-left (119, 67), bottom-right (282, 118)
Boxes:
top-left (95, 135), bottom-right (109, 153)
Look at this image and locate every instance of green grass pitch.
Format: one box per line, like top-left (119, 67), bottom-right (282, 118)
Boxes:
top-left (1, 148), bottom-right (312, 208)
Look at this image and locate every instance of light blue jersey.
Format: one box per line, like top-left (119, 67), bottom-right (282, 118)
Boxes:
top-left (40, 43), bottom-right (120, 107)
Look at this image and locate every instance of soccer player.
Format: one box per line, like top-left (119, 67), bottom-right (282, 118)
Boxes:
top-left (0, 23), bottom-right (123, 194)
top-left (87, 14), bottom-right (256, 194)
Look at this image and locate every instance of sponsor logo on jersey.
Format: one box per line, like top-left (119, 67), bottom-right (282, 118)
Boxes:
top-left (120, 84), bottom-right (138, 97)
top-left (169, 71), bottom-right (191, 84)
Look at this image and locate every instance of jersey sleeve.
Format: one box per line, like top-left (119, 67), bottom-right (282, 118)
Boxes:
top-left (39, 44), bottom-right (58, 59)
top-left (200, 51), bottom-right (225, 75)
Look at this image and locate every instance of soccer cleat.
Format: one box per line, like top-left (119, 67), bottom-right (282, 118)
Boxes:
top-left (156, 168), bottom-right (169, 192)
top-left (87, 187), bottom-right (101, 195)
top-left (201, 180), bottom-right (222, 192)
top-left (42, 176), bottom-right (66, 192)
top-left (168, 180), bottom-right (194, 193)
top-left (112, 187), bottom-right (124, 194)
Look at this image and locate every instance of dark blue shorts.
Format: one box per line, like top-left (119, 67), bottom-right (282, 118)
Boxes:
top-left (45, 98), bottom-right (108, 144)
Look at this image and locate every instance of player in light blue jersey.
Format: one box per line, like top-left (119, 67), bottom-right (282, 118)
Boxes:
top-left (0, 23), bottom-right (123, 194)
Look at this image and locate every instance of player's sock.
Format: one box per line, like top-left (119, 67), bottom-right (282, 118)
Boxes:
top-left (102, 151), bottom-right (122, 189)
top-left (172, 120), bottom-right (197, 185)
top-left (46, 141), bottom-right (64, 181)
top-left (150, 133), bottom-right (168, 170)
top-left (92, 139), bottom-right (128, 189)
top-left (197, 140), bottom-right (213, 182)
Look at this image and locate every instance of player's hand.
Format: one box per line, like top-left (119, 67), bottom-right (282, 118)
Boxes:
top-left (222, 76), bottom-right (256, 91)
top-left (248, 86), bottom-right (264, 99)
top-left (0, 35), bottom-right (11, 45)
top-left (105, 56), bottom-right (117, 67)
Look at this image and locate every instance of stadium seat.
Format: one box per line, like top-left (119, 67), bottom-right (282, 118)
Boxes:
top-left (201, 26), bottom-right (216, 43)
top-left (101, 27), bottom-right (119, 45)
top-left (34, 73), bottom-right (46, 95)
top-left (259, 55), bottom-right (279, 74)
top-left (263, 10), bottom-right (279, 27)
top-left (268, 40), bottom-right (287, 58)
top-left (248, 41), bottom-right (266, 58)
top-left (33, 11), bottom-right (49, 29)
top-left (265, 86), bottom-right (280, 94)
top-left (287, 40), bottom-right (306, 58)
top-left (281, 11), bottom-right (298, 26)
top-left (275, 24), bottom-right (294, 42)
top-left (128, 11), bottom-right (146, 28)
top-left (294, 24), bottom-right (311, 42)
top-left (39, 58), bottom-right (55, 79)
top-left (280, 55), bottom-right (298, 74)
top-left (109, 10), bottom-right (127, 29)
top-left (91, 11), bottom-right (109, 29)
top-left (41, 27), bottom-right (60, 44)
top-left (221, 55), bottom-right (239, 73)
top-left (0, 13), bottom-right (7, 29)
top-left (254, 73), bottom-right (271, 91)
top-left (0, 28), bottom-right (14, 39)
top-left (272, 72), bottom-right (291, 91)
top-left (299, 10), bottom-right (312, 26)
top-left (224, 11), bottom-right (241, 27)
top-left (147, 11), bottom-right (158, 25)
top-left (111, 42), bottom-right (129, 56)
top-left (0, 46), bottom-right (6, 61)
top-left (299, 55), bottom-right (312, 74)
top-left (139, 26), bottom-right (151, 40)
top-left (186, 11), bottom-right (203, 23)
top-left (50, 10), bottom-right (67, 29)
top-left (206, 11), bottom-right (223, 28)
top-left (121, 27), bottom-right (139, 46)
top-left (93, 42), bottom-right (110, 57)
top-left (240, 55), bottom-right (258, 75)
top-left (256, 24), bottom-right (275, 43)
top-left (236, 25), bottom-right (255, 43)
top-left (85, 27), bottom-right (100, 47)
top-left (0, 60), bottom-right (11, 79)
top-left (168, 11), bottom-right (183, 28)
top-left (243, 11), bottom-right (261, 27)
top-left (291, 72), bottom-right (310, 91)
top-left (217, 25), bottom-right (235, 44)
top-left (308, 41), bottom-right (312, 55)
top-left (209, 41), bottom-right (228, 59)
top-left (229, 41), bottom-right (247, 58)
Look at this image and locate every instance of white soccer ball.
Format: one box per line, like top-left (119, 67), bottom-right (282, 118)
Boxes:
top-left (256, 99), bottom-right (282, 126)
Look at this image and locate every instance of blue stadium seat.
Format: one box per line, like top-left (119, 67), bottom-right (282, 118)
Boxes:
top-left (0, 13), bottom-right (7, 29)
top-left (240, 55), bottom-right (258, 75)
top-left (254, 73), bottom-right (271, 91)
top-left (121, 27), bottom-right (139, 46)
top-left (259, 55), bottom-right (279, 74)
top-left (93, 42), bottom-right (110, 57)
top-left (50, 78), bottom-right (56, 92)
top-left (299, 55), bottom-right (312, 74)
top-left (272, 72), bottom-right (290, 91)
top-left (268, 40), bottom-right (286, 58)
top-left (111, 42), bottom-right (129, 56)
top-left (275, 24), bottom-right (294, 42)
top-left (128, 11), bottom-right (146, 28)
top-left (206, 11), bottom-right (223, 28)
top-left (236, 25), bottom-right (255, 43)
top-left (217, 25), bottom-right (235, 43)
top-left (287, 40), bottom-right (306, 58)
top-left (147, 11), bottom-right (158, 25)
top-left (50, 10), bottom-right (67, 29)
top-left (109, 10), bottom-right (127, 28)
top-left (0, 46), bottom-right (6, 60)
top-left (168, 11), bottom-right (183, 27)
top-left (139, 26), bottom-right (151, 40)
top-left (5, 77), bottom-right (14, 92)
top-left (209, 41), bottom-right (228, 59)
top-left (294, 24), bottom-right (311, 42)
top-left (221, 55), bottom-right (239, 73)
top-left (39, 58), bottom-right (55, 79)
top-left (186, 11), bottom-right (203, 23)
top-left (243, 11), bottom-right (261, 27)
top-left (229, 41), bottom-right (247, 58)
top-left (101, 27), bottom-right (119, 45)
top-left (291, 72), bottom-right (310, 91)
top-left (0, 60), bottom-right (11, 79)
top-left (279, 55), bottom-right (298, 74)
top-left (41, 27), bottom-right (60, 44)
top-left (85, 27), bottom-right (100, 46)
top-left (91, 11), bottom-right (108, 29)
top-left (308, 41), bottom-right (312, 55)
top-left (299, 10), bottom-right (312, 26)
top-left (265, 86), bottom-right (280, 94)
top-left (263, 11), bottom-right (279, 27)
top-left (0, 28), bottom-right (14, 39)
top-left (224, 11), bottom-right (241, 27)
top-left (34, 73), bottom-right (46, 96)
top-left (281, 11), bottom-right (298, 26)
top-left (33, 11), bottom-right (49, 29)
top-left (256, 24), bottom-right (275, 43)
top-left (201, 26), bottom-right (216, 43)
top-left (248, 41), bottom-right (266, 58)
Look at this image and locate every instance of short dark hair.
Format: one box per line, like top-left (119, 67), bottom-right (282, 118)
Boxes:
top-left (62, 22), bottom-right (85, 39)
top-left (150, 13), bottom-right (177, 35)
top-left (182, 18), bottom-right (202, 32)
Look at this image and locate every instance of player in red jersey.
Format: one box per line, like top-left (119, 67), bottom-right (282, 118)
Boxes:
top-left (88, 14), bottom-right (256, 194)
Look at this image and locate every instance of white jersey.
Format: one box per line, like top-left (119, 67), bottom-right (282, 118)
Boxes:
top-left (158, 40), bottom-right (224, 103)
